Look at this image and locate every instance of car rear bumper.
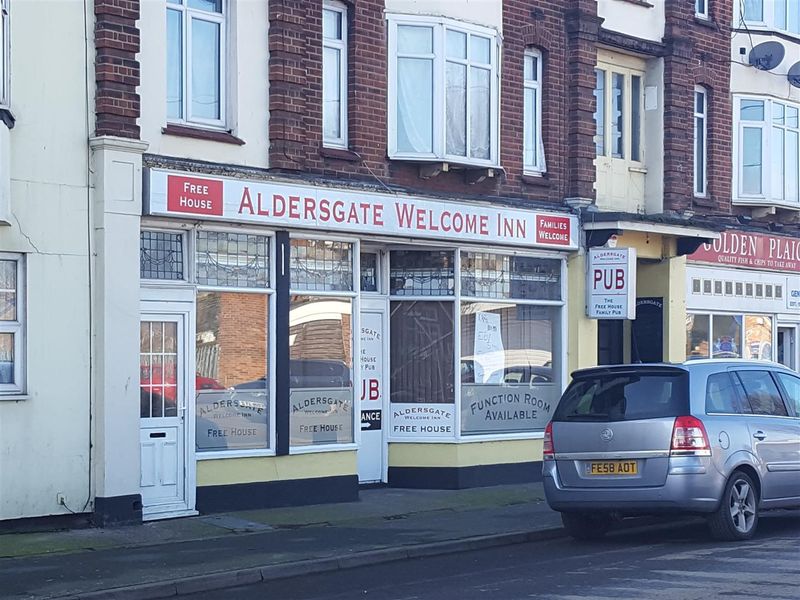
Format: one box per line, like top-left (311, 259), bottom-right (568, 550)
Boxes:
top-left (543, 459), bottom-right (726, 514)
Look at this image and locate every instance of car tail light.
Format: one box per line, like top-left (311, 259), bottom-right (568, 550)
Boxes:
top-left (543, 422), bottom-right (554, 459)
top-left (671, 416), bottom-right (711, 455)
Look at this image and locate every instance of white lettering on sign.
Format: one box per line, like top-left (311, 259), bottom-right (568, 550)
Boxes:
top-left (147, 169), bottom-right (578, 250)
top-left (587, 248), bottom-right (637, 320)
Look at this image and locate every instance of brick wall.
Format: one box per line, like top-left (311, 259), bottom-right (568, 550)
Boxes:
top-left (267, 0), bottom-right (588, 210)
top-left (94, 0), bottom-right (141, 138)
top-left (663, 0), bottom-right (733, 216)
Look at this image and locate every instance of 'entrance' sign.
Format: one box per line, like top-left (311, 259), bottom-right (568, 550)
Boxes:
top-left (587, 248), bottom-right (637, 320)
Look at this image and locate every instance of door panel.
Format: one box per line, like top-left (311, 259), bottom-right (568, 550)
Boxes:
top-left (358, 301), bottom-right (387, 483)
top-left (140, 316), bottom-right (189, 517)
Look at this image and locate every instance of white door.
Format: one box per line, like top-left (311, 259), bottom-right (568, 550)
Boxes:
top-left (139, 311), bottom-right (194, 519)
top-left (777, 326), bottom-right (798, 371)
top-left (358, 298), bottom-right (388, 483)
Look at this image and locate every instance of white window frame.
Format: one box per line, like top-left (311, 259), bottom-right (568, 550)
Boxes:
top-left (323, 0), bottom-right (348, 149)
top-left (739, 0), bottom-right (800, 37)
top-left (523, 48), bottom-right (545, 174)
top-left (695, 0), bottom-right (709, 19)
top-left (0, 253), bottom-right (25, 396)
top-left (166, 0), bottom-right (227, 128)
top-left (594, 62), bottom-right (645, 165)
top-left (386, 13), bottom-right (500, 168)
top-left (694, 86), bottom-right (708, 197)
top-left (0, 0), bottom-right (9, 109)
top-left (734, 95), bottom-right (800, 208)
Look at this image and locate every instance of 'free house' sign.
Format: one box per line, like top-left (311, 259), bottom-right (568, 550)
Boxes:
top-left (146, 169), bottom-right (579, 250)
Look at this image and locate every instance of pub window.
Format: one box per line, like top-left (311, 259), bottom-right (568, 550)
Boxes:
top-left (140, 230), bottom-right (185, 281)
top-left (460, 251), bottom-right (562, 435)
top-left (390, 250), bottom-right (456, 412)
top-left (289, 239), bottom-right (356, 448)
top-left (194, 231), bottom-right (272, 454)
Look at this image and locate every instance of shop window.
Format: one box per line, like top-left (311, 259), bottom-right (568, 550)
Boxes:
top-left (692, 278), bottom-right (701, 294)
top-left (387, 14), bottom-right (500, 166)
top-left (460, 252), bottom-right (561, 301)
top-left (686, 313), bottom-right (710, 359)
top-left (193, 230), bottom-right (273, 454)
top-left (461, 303), bottom-right (559, 435)
top-left (140, 230), bottom-right (185, 281)
top-left (714, 280), bottom-right (722, 295)
top-left (0, 256), bottom-right (24, 394)
top-left (390, 301), bottom-right (454, 404)
top-left (744, 315), bottom-right (772, 360)
top-left (360, 252), bottom-right (379, 293)
top-left (195, 291), bottom-right (269, 451)
top-left (713, 314), bottom-right (742, 358)
top-left (323, 0), bottom-right (348, 148)
top-left (195, 231), bottom-right (269, 288)
top-left (290, 239), bottom-right (353, 292)
top-left (776, 285), bottom-right (783, 299)
top-left (725, 281), bottom-right (733, 295)
top-left (389, 250), bottom-right (454, 296)
top-left (735, 282), bottom-right (744, 296)
top-left (166, 0), bottom-right (226, 127)
top-left (746, 282), bottom-right (754, 296)
top-left (523, 49), bottom-right (544, 174)
top-left (687, 313), bottom-right (774, 362)
top-left (289, 238), bottom-right (355, 448)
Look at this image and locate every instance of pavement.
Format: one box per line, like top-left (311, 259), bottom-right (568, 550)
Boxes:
top-left (0, 482), bottom-right (565, 600)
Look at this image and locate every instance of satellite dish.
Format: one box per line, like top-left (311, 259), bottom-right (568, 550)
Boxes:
top-left (748, 41), bottom-right (785, 71)
top-left (789, 62), bottom-right (800, 88)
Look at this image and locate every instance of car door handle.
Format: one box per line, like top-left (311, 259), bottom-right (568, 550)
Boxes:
top-left (753, 431), bottom-right (767, 441)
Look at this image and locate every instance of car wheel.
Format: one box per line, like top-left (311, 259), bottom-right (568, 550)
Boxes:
top-left (708, 471), bottom-right (759, 541)
top-left (560, 512), bottom-right (612, 541)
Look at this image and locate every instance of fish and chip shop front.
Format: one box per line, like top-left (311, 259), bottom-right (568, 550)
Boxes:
top-left (137, 168), bottom-right (578, 518)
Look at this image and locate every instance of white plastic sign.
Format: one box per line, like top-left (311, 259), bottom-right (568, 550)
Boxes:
top-left (587, 248), bottom-right (637, 320)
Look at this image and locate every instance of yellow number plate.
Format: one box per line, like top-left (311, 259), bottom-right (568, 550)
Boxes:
top-left (587, 460), bottom-right (638, 476)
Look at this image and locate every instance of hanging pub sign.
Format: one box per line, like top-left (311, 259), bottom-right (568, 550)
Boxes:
top-left (145, 169), bottom-right (579, 250)
top-left (587, 248), bottom-right (637, 320)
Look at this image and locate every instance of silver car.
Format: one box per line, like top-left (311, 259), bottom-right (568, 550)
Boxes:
top-left (543, 360), bottom-right (800, 541)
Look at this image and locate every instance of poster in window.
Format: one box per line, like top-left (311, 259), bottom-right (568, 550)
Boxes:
top-left (473, 311), bottom-right (504, 383)
top-left (290, 388), bottom-right (353, 446)
top-left (196, 389), bottom-right (269, 451)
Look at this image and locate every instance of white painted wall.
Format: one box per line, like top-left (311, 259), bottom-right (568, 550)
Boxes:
top-left (139, 0), bottom-right (269, 167)
top-left (0, 0), bottom-right (91, 520)
top-left (730, 32), bottom-right (800, 101)
top-left (385, 0), bottom-right (503, 32)
top-left (597, 0), bottom-right (665, 43)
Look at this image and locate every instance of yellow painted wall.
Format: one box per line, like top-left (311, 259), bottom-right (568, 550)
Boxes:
top-left (197, 451), bottom-right (357, 487)
top-left (637, 255), bottom-right (687, 362)
top-left (566, 251), bottom-right (598, 375)
top-left (388, 439), bottom-right (544, 467)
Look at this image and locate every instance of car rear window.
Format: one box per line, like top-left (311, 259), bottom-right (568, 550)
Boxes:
top-left (553, 369), bottom-right (689, 422)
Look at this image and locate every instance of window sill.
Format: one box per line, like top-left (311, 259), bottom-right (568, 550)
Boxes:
top-left (0, 394), bottom-right (30, 402)
top-left (694, 16), bottom-right (717, 30)
top-left (521, 173), bottom-right (551, 188)
top-left (320, 145), bottom-right (360, 162)
top-left (197, 449), bottom-right (276, 460)
top-left (162, 124), bottom-right (245, 146)
top-left (615, 0), bottom-right (653, 7)
top-left (628, 165), bottom-right (648, 174)
top-left (0, 108), bottom-right (15, 129)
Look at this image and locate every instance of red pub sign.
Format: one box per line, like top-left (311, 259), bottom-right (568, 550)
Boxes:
top-left (689, 230), bottom-right (800, 273)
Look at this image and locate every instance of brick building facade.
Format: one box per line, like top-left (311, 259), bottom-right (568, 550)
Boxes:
top-left (4, 0), bottom-right (796, 526)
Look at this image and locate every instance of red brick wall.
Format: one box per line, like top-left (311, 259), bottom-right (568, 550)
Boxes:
top-left (94, 0), bottom-right (141, 138)
top-left (267, 0), bottom-right (593, 210)
top-left (664, 1), bottom-right (733, 216)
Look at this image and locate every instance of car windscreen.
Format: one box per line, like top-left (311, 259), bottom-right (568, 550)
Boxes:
top-left (553, 369), bottom-right (689, 422)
